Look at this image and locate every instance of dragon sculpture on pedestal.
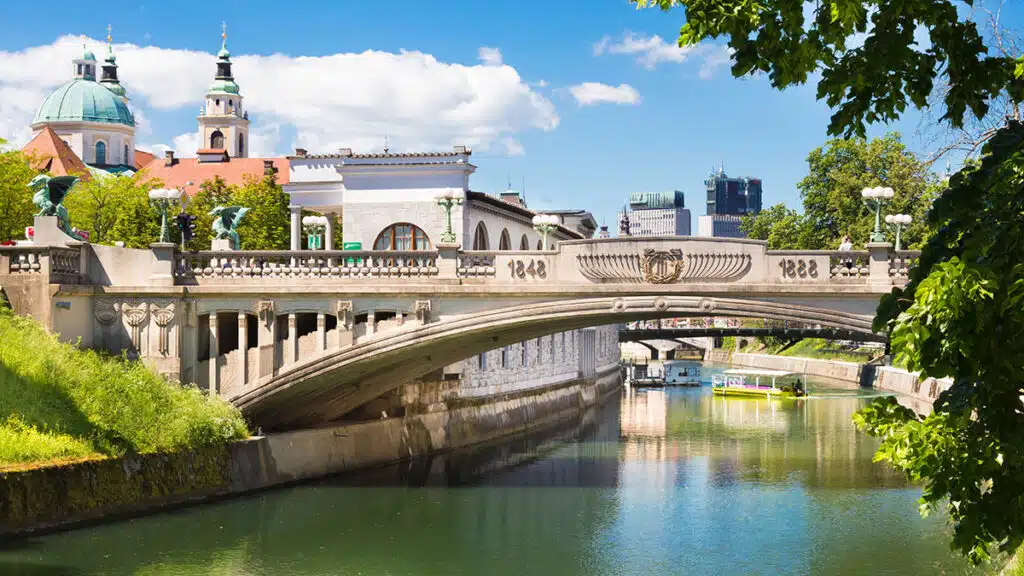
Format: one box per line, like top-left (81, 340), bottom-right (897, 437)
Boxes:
top-left (210, 206), bottom-right (250, 250)
top-left (29, 174), bottom-right (84, 240)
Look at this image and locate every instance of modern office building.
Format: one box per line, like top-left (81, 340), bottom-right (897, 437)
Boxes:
top-left (699, 165), bottom-right (763, 238)
top-left (705, 165), bottom-right (762, 216)
top-left (616, 191), bottom-right (691, 237)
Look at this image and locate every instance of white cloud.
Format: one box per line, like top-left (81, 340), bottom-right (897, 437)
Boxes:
top-left (0, 35), bottom-right (558, 156)
top-left (501, 137), bottom-right (525, 156)
top-left (568, 82), bottom-right (640, 107)
top-left (594, 32), bottom-right (732, 77)
top-left (478, 47), bottom-right (503, 66)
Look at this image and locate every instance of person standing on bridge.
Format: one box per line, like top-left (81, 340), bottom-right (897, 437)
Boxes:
top-left (838, 235), bottom-right (854, 269)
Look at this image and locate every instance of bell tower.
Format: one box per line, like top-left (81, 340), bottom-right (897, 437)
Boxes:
top-left (197, 23), bottom-right (250, 158)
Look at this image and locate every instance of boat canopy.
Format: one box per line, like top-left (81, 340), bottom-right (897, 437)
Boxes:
top-left (721, 369), bottom-right (798, 377)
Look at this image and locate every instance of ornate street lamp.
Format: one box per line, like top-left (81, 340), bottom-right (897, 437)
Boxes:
top-left (148, 188), bottom-right (182, 243)
top-left (884, 213), bottom-right (913, 251)
top-left (436, 191), bottom-right (463, 244)
top-left (861, 186), bottom-right (895, 243)
top-left (532, 214), bottom-right (559, 250)
top-left (301, 215), bottom-right (329, 250)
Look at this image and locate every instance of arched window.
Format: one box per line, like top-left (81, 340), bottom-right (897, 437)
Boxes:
top-left (499, 229), bottom-right (511, 250)
top-left (519, 234), bottom-right (530, 251)
top-left (215, 98), bottom-right (221, 106)
top-left (374, 223), bottom-right (432, 250)
top-left (237, 133), bottom-right (245, 157)
top-left (94, 141), bottom-right (106, 165)
top-left (123, 145), bottom-right (129, 165)
top-left (210, 130), bottom-right (224, 149)
top-left (536, 239), bottom-right (543, 250)
top-left (472, 222), bottom-right (489, 250)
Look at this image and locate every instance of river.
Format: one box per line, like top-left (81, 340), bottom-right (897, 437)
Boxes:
top-left (0, 366), bottom-right (982, 575)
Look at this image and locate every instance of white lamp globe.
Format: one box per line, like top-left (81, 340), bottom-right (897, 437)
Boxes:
top-left (885, 214), bottom-right (895, 224)
top-left (532, 215), bottom-right (544, 226)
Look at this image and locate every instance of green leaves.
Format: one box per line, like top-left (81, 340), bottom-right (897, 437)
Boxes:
top-left (860, 121), bottom-right (1024, 564)
top-left (636, 0), bottom-right (1018, 137)
top-left (0, 148), bottom-right (39, 242)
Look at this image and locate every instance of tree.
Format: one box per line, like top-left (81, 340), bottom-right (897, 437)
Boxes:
top-left (634, 0), bottom-right (1020, 138)
top-left (799, 134), bottom-right (940, 249)
top-left (639, 0), bottom-right (1024, 564)
top-left (739, 203), bottom-right (814, 250)
top-left (106, 184), bottom-right (160, 248)
top-left (0, 142), bottom-right (38, 242)
top-left (64, 172), bottom-right (163, 245)
top-left (232, 173), bottom-right (290, 250)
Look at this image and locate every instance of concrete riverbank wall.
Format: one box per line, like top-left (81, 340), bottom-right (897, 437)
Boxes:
top-left (0, 367), bottom-right (621, 538)
top-left (706, 349), bottom-right (950, 411)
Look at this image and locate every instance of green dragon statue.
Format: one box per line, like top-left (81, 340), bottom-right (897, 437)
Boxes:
top-left (210, 206), bottom-right (250, 249)
top-left (29, 174), bottom-right (83, 240)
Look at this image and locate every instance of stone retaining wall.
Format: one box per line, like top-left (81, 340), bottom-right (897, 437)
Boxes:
top-left (706, 349), bottom-right (950, 410)
top-left (0, 367), bottom-right (621, 538)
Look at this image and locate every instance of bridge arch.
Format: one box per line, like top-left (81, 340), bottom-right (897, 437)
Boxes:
top-left (233, 294), bottom-right (878, 431)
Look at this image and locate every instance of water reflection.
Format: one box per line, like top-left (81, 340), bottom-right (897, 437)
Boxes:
top-left (1, 381), bottom-right (981, 576)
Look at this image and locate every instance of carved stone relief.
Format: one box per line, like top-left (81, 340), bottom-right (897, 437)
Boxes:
top-left (414, 300), bottom-right (432, 324)
top-left (336, 300), bottom-right (353, 329)
top-left (151, 302), bottom-right (176, 356)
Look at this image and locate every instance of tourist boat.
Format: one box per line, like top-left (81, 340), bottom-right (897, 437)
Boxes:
top-left (711, 369), bottom-right (806, 398)
top-left (663, 361), bottom-right (702, 387)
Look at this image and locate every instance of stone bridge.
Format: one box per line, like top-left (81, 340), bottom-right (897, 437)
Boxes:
top-left (1, 225), bottom-right (917, 430)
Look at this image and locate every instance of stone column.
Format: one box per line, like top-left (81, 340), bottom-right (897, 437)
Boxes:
top-left (208, 312), bottom-right (219, 395)
top-left (289, 205), bottom-right (302, 251)
top-left (325, 213), bottom-right (336, 250)
top-left (367, 310), bottom-right (376, 336)
top-left (238, 311), bottom-right (248, 386)
top-left (866, 242), bottom-right (893, 286)
top-left (436, 242), bottom-right (460, 279)
top-left (257, 303), bottom-right (276, 379)
top-left (287, 313), bottom-right (298, 365)
top-left (316, 312), bottom-right (326, 353)
top-left (325, 213), bottom-right (337, 267)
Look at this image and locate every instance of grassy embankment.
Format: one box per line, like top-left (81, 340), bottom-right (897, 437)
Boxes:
top-left (0, 309), bottom-right (248, 469)
top-left (723, 337), bottom-right (883, 364)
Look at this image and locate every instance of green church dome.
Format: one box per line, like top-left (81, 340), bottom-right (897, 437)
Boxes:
top-left (32, 79), bottom-right (135, 127)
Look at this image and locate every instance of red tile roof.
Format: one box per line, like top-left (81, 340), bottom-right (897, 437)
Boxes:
top-left (21, 127), bottom-right (92, 180)
top-left (138, 156), bottom-right (290, 196)
top-left (133, 149), bottom-right (155, 170)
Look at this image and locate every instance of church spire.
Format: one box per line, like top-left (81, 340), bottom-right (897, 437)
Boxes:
top-left (100, 24), bottom-right (127, 102)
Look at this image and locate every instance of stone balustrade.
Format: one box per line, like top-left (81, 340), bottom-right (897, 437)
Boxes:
top-left (174, 250), bottom-right (440, 281)
top-left (1, 245), bottom-right (83, 283)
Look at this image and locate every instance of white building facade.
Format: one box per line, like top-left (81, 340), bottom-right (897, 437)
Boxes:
top-left (284, 146), bottom-right (615, 412)
top-left (616, 191), bottom-right (691, 237)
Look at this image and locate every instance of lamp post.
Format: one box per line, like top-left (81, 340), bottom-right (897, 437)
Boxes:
top-left (148, 188), bottom-right (182, 243)
top-left (861, 186), bottom-right (895, 243)
top-left (884, 213), bottom-right (912, 251)
top-left (532, 214), bottom-right (559, 250)
top-left (437, 191), bottom-right (463, 244)
top-left (301, 215), bottom-right (329, 250)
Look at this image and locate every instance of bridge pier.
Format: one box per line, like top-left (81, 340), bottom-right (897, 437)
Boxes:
top-left (238, 311), bottom-right (249, 387)
top-left (286, 313), bottom-right (298, 367)
top-left (208, 312), bottom-right (219, 395)
top-left (257, 305), bottom-right (276, 379)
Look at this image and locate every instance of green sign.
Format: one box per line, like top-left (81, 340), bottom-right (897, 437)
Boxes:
top-left (342, 241), bottom-right (362, 265)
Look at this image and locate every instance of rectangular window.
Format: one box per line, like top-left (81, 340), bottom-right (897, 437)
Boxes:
top-left (521, 342), bottom-right (528, 367)
top-left (501, 346), bottom-right (508, 368)
top-left (549, 335), bottom-right (555, 362)
top-left (479, 352), bottom-right (487, 371)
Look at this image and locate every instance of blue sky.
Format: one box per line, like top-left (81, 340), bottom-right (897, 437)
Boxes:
top-left (1, 0), bottom-right (1011, 230)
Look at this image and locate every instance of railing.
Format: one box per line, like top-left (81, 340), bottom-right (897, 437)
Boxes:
top-left (175, 250), bottom-right (440, 280)
top-left (458, 252), bottom-right (497, 278)
top-left (889, 251), bottom-right (920, 279)
top-left (827, 251), bottom-right (870, 279)
top-left (1, 245), bottom-right (81, 281)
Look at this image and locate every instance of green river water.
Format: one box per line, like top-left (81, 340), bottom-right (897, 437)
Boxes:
top-left (0, 366), bottom-right (984, 575)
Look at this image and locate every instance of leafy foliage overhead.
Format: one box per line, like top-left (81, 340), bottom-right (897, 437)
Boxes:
top-left (633, 0), bottom-right (1021, 136)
